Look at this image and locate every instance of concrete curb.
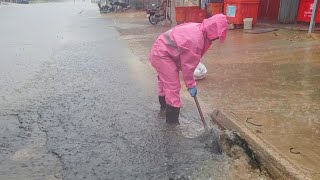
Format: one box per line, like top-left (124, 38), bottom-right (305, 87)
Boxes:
top-left (210, 109), bottom-right (310, 180)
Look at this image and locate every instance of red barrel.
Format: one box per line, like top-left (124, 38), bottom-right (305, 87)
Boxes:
top-left (206, 3), bottom-right (224, 16)
top-left (185, 6), bottom-right (206, 23)
top-left (175, 7), bottom-right (187, 24)
top-left (296, 0), bottom-right (320, 23)
top-left (175, 6), bottom-right (206, 24)
top-left (224, 0), bottom-right (260, 24)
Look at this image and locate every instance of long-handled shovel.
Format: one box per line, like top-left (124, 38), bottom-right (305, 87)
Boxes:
top-left (194, 96), bottom-right (208, 130)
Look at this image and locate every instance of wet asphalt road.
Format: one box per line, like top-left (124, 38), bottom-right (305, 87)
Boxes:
top-left (0, 2), bottom-right (230, 179)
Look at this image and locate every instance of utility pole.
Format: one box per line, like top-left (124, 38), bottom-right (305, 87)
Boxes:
top-left (308, 0), bottom-right (319, 33)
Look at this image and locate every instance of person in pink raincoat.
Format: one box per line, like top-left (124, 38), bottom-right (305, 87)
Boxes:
top-left (149, 14), bottom-right (228, 125)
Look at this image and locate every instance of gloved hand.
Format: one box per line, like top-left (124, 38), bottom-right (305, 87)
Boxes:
top-left (188, 86), bottom-right (197, 97)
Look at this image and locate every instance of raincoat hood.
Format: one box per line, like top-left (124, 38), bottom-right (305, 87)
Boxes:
top-left (201, 14), bottom-right (228, 43)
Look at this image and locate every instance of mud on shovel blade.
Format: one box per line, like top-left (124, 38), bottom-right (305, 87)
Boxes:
top-left (194, 96), bottom-right (208, 130)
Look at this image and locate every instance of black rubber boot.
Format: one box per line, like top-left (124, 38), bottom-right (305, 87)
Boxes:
top-left (166, 104), bottom-right (180, 125)
top-left (159, 96), bottom-right (166, 110)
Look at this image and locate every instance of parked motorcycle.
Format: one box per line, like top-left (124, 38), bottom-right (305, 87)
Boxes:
top-left (99, 5), bottom-right (114, 13)
top-left (146, 4), bottom-right (172, 25)
top-left (98, 0), bottom-right (115, 13)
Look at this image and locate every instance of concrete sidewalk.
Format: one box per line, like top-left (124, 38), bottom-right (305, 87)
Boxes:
top-left (201, 30), bottom-right (320, 179)
top-left (104, 11), bottom-right (320, 179)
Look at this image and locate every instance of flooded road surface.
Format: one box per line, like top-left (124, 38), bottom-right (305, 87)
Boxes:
top-left (105, 11), bottom-right (320, 178)
top-left (0, 2), bottom-right (249, 179)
